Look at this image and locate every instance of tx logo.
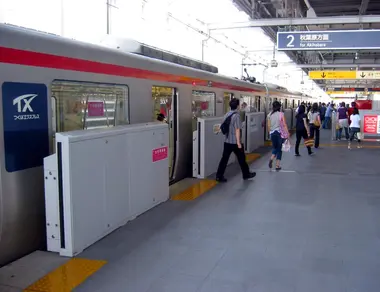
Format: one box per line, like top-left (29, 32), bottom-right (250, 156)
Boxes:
top-left (13, 94), bottom-right (37, 113)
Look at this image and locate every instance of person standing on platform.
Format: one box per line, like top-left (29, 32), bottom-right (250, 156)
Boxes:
top-left (216, 98), bottom-right (256, 183)
top-left (308, 103), bottom-right (321, 148)
top-left (337, 102), bottom-right (349, 140)
top-left (295, 105), bottom-right (312, 156)
top-left (348, 107), bottom-right (362, 149)
top-left (323, 103), bottom-right (333, 129)
top-left (320, 103), bottom-right (326, 125)
top-left (267, 101), bottom-right (290, 171)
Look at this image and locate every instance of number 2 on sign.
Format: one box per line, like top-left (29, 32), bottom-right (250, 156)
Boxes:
top-left (287, 35), bottom-right (295, 47)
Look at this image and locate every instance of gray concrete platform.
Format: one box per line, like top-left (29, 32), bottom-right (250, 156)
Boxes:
top-left (74, 129), bottom-right (380, 292)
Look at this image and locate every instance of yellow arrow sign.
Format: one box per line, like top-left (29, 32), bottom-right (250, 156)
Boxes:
top-left (309, 71), bottom-right (357, 80)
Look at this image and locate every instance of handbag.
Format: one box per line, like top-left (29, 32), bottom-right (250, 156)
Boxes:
top-left (279, 112), bottom-right (289, 139)
top-left (304, 138), bottom-right (314, 148)
top-left (282, 139), bottom-right (291, 152)
top-left (356, 132), bottom-right (364, 140)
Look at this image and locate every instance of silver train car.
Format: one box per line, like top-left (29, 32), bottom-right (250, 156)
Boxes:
top-left (0, 23), bottom-right (311, 266)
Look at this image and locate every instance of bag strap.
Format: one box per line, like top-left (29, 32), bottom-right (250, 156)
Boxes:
top-left (225, 112), bottom-right (237, 122)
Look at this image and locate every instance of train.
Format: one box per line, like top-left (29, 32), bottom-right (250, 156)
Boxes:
top-left (0, 23), bottom-right (313, 267)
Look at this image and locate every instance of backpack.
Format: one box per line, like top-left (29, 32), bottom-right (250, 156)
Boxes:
top-left (220, 112), bottom-right (237, 136)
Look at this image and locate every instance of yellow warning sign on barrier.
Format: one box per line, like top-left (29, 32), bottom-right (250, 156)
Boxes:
top-left (309, 71), bottom-right (357, 80)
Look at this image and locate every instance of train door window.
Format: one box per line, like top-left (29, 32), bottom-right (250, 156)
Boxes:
top-left (152, 86), bottom-right (177, 180)
top-left (223, 92), bottom-right (232, 114)
top-left (285, 99), bottom-right (288, 109)
top-left (191, 90), bottom-right (216, 131)
top-left (292, 99), bottom-right (295, 108)
top-left (52, 80), bottom-right (129, 134)
top-left (256, 96), bottom-right (261, 112)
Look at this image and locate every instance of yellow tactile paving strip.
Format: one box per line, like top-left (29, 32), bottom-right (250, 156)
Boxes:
top-left (24, 258), bottom-right (106, 292)
top-left (319, 143), bottom-right (380, 148)
top-left (172, 153), bottom-right (261, 201)
top-left (171, 179), bottom-right (218, 201)
top-left (246, 153), bottom-right (261, 163)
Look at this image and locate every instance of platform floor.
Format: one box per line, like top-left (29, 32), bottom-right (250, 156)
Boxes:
top-left (2, 129), bottom-right (380, 292)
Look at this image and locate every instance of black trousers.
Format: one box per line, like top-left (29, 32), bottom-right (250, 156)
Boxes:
top-left (216, 143), bottom-right (250, 178)
top-left (295, 129), bottom-right (312, 155)
top-left (309, 124), bottom-right (320, 148)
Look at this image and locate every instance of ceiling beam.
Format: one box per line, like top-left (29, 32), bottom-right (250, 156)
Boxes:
top-left (359, 0), bottom-right (370, 15)
top-left (208, 15), bottom-right (380, 30)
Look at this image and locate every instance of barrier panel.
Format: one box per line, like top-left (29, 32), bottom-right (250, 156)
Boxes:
top-left (44, 123), bottom-right (169, 257)
top-left (292, 109), bottom-right (297, 129)
top-left (244, 112), bottom-right (265, 153)
top-left (360, 110), bottom-right (380, 138)
top-left (331, 111), bottom-right (337, 140)
top-left (284, 109), bottom-right (292, 129)
top-left (193, 117), bottom-right (235, 179)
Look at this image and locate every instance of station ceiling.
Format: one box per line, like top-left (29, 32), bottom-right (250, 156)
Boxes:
top-left (229, 0), bottom-right (380, 90)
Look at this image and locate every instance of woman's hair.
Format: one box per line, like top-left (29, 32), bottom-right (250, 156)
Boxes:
top-left (296, 104), bottom-right (306, 117)
top-left (271, 101), bottom-right (281, 115)
top-left (311, 102), bottom-right (319, 113)
top-left (353, 107), bottom-right (359, 115)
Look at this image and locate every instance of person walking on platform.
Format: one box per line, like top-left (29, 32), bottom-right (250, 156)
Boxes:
top-left (216, 98), bottom-right (256, 183)
top-left (323, 103), bottom-right (333, 129)
top-left (308, 103), bottom-right (321, 148)
top-left (295, 105), bottom-right (312, 156)
top-left (337, 102), bottom-right (349, 140)
top-left (348, 107), bottom-right (362, 150)
top-left (267, 101), bottom-right (290, 171)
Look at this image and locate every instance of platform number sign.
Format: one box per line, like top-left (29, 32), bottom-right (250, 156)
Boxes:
top-left (2, 82), bottom-right (49, 172)
top-left (286, 35), bottom-right (295, 48)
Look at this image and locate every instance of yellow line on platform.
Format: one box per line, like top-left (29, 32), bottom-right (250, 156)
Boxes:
top-left (319, 143), bottom-right (380, 148)
top-left (171, 153), bottom-right (261, 201)
top-left (24, 258), bottom-right (106, 292)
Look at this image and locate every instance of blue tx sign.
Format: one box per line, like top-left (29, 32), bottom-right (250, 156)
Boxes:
top-left (277, 30), bottom-right (380, 51)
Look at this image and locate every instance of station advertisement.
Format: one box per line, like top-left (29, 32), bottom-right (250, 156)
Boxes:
top-left (363, 115), bottom-right (380, 134)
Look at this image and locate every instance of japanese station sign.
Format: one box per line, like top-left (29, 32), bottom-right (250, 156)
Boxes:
top-left (277, 30), bottom-right (380, 51)
top-left (309, 71), bottom-right (380, 80)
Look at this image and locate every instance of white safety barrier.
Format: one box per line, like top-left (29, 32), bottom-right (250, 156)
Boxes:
top-left (331, 111), bottom-right (337, 140)
top-left (193, 117), bottom-right (235, 179)
top-left (244, 112), bottom-right (265, 153)
top-left (44, 123), bottom-right (169, 257)
top-left (284, 109), bottom-right (293, 130)
top-left (359, 110), bottom-right (380, 138)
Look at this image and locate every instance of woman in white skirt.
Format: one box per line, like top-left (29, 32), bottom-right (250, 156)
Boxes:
top-left (348, 107), bottom-right (362, 150)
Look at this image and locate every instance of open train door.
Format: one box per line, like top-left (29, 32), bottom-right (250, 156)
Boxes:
top-left (152, 86), bottom-right (178, 183)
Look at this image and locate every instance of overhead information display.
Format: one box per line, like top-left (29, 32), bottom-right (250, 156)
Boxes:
top-left (277, 30), bottom-right (380, 51)
top-left (309, 71), bottom-right (357, 80)
top-left (309, 71), bottom-right (380, 80)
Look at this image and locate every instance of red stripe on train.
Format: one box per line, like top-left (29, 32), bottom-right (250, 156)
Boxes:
top-left (0, 46), bottom-right (260, 93)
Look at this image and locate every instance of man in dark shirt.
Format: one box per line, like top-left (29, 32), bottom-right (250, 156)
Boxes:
top-left (216, 98), bottom-right (256, 183)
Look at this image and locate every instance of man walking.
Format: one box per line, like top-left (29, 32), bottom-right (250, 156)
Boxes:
top-left (216, 98), bottom-right (256, 182)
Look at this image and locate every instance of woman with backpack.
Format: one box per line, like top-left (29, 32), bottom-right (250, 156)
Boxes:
top-left (295, 104), bottom-right (313, 156)
top-left (308, 102), bottom-right (321, 149)
top-left (267, 101), bottom-right (290, 171)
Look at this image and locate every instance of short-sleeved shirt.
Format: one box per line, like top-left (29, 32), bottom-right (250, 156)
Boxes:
top-left (224, 110), bottom-right (242, 144)
top-left (338, 107), bottom-right (348, 119)
top-left (325, 106), bottom-right (332, 117)
top-left (296, 113), bottom-right (307, 131)
top-left (350, 114), bottom-right (361, 128)
top-left (308, 112), bottom-right (320, 124)
top-left (267, 111), bottom-right (281, 134)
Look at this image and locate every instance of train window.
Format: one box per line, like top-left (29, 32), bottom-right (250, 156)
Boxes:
top-left (223, 92), bottom-right (232, 114)
top-left (51, 81), bottom-right (129, 133)
top-left (152, 86), bottom-right (173, 123)
top-left (192, 90), bottom-right (216, 118)
top-left (192, 90), bottom-right (216, 131)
